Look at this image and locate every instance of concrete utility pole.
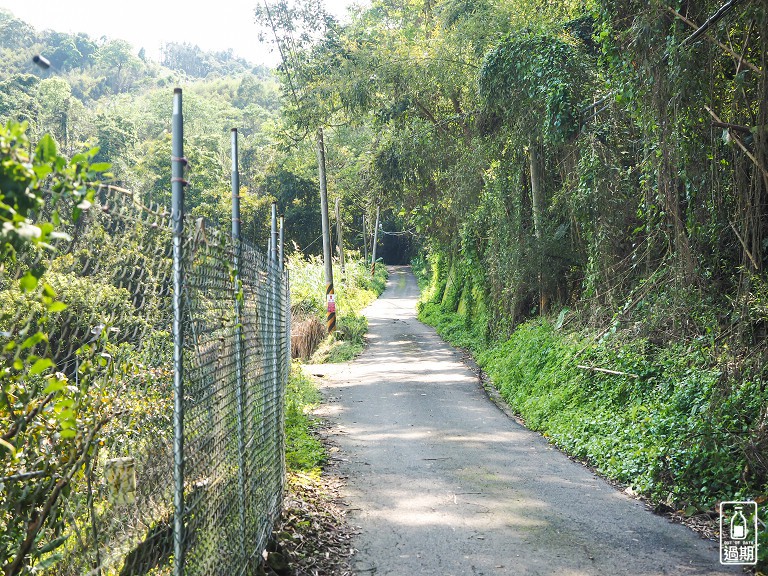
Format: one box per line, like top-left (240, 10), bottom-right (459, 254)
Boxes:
top-left (316, 127), bottom-right (335, 333)
top-left (335, 197), bottom-right (345, 273)
top-left (371, 205), bottom-right (380, 276)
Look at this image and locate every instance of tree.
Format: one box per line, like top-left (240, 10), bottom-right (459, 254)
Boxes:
top-left (262, 169), bottom-right (322, 253)
top-left (37, 78), bottom-right (74, 152)
top-left (0, 9), bottom-right (35, 50)
top-left (43, 31), bottom-right (84, 71)
top-left (1, 122), bottom-right (111, 575)
top-left (94, 40), bottom-right (144, 94)
top-left (479, 30), bottom-right (592, 312)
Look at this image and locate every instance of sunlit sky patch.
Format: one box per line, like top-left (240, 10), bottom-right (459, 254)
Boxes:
top-left (0, 0), bottom-right (359, 66)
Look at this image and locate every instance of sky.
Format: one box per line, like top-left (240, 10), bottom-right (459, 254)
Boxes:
top-left (0, 0), bottom-right (356, 66)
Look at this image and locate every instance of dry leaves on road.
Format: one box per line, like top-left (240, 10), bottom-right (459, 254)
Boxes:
top-left (266, 470), bottom-right (357, 576)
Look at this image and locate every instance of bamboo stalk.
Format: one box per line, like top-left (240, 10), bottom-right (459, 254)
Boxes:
top-left (729, 220), bottom-right (760, 270)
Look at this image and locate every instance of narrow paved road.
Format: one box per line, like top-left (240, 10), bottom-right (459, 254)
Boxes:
top-left (311, 266), bottom-right (736, 575)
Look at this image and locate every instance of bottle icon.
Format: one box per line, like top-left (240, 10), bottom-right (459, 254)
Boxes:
top-left (730, 506), bottom-right (747, 540)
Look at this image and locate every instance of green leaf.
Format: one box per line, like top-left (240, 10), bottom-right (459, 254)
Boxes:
top-left (31, 554), bottom-right (64, 572)
top-left (19, 272), bottom-right (38, 293)
top-left (29, 358), bottom-right (54, 375)
top-left (20, 332), bottom-right (46, 350)
top-left (555, 308), bottom-right (569, 330)
top-left (47, 301), bottom-right (67, 313)
top-left (37, 535), bottom-right (68, 556)
top-left (89, 162), bottom-right (112, 172)
top-left (33, 164), bottom-right (52, 179)
top-left (35, 134), bottom-right (58, 163)
top-left (43, 379), bottom-right (66, 394)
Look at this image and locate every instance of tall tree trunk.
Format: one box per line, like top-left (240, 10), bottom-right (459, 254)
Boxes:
top-left (529, 141), bottom-right (548, 313)
top-left (335, 197), bottom-right (345, 273)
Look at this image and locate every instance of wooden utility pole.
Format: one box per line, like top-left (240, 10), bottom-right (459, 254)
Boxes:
top-left (316, 127), bottom-right (335, 333)
top-left (371, 205), bottom-right (380, 276)
top-left (362, 214), bottom-right (368, 265)
top-left (335, 197), bottom-right (345, 273)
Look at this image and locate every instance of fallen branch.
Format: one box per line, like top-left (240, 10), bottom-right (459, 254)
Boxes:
top-left (705, 105), bottom-right (768, 191)
top-left (710, 120), bottom-right (752, 134)
top-left (577, 365), bottom-right (640, 378)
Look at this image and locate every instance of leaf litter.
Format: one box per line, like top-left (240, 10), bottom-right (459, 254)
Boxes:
top-left (263, 429), bottom-right (358, 576)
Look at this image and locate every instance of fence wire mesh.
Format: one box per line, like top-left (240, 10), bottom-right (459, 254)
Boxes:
top-left (1, 184), bottom-right (290, 576)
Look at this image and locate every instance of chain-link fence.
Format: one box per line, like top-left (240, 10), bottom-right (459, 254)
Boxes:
top-left (1, 92), bottom-right (289, 576)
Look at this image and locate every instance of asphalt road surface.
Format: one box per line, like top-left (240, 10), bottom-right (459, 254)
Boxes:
top-left (311, 266), bottom-right (738, 575)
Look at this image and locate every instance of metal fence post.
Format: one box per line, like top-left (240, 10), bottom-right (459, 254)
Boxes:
top-left (231, 128), bottom-right (248, 565)
top-left (278, 215), bottom-right (285, 271)
top-left (270, 203), bottom-right (280, 476)
top-left (171, 87), bottom-right (186, 576)
top-left (271, 202), bottom-right (278, 263)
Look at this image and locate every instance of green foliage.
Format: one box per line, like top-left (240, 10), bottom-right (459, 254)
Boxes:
top-left (0, 119), bottom-right (119, 575)
top-left (476, 321), bottom-right (768, 509)
top-left (161, 42), bottom-right (254, 78)
top-left (0, 121), bottom-right (107, 259)
top-left (479, 30), bottom-right (591, 143)
top-left (0, 11), bottom-right (288, 250)
top-left (311, 313), bottom-right (368, 363)
top-left (262, 170), bottom-right (322, 254)
top-left (284, 363), bottom-right (325, 471)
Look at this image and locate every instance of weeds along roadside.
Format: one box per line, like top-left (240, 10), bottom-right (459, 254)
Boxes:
top-left (285, 253), bottom-right (387, 471)
top-left (289, 253), bottom-right (387, 365)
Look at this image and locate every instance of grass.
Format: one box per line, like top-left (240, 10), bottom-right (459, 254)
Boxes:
top-left (284, 363), bottom-right (325, 472)
top-left (310, 312), bottom-right (369, 363)
top-left (289, 253), bottom-right (388, 365)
